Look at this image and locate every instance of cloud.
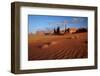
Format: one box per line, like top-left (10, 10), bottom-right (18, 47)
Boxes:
top-left (48, 20), bottom-right (69, 26)
top-left (71, 17), bottom-right (86, 24)
top-left (72, 18), bottom-right (80, 23)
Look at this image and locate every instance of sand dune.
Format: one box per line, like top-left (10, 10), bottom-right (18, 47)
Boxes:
top-left (28, 32), bottom-right (88, 60)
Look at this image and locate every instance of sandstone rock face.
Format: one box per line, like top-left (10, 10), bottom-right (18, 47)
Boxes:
top-left (69, 28), bottom-right (78, 34)
top-left (36, 31), bottom-right (45, 35)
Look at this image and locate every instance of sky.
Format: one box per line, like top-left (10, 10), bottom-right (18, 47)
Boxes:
top-left (28, 15), bottom-right (88, 33)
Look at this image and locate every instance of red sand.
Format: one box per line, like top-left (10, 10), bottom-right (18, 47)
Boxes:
top-left (28, 32), bottom-right (88, 60)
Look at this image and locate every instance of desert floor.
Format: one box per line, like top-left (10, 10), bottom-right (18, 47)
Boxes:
top-left (28, 32), bottom-right (88, 60)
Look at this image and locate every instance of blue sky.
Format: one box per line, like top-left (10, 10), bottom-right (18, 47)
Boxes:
top-left (28, 15), bottom-right (88, 33)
